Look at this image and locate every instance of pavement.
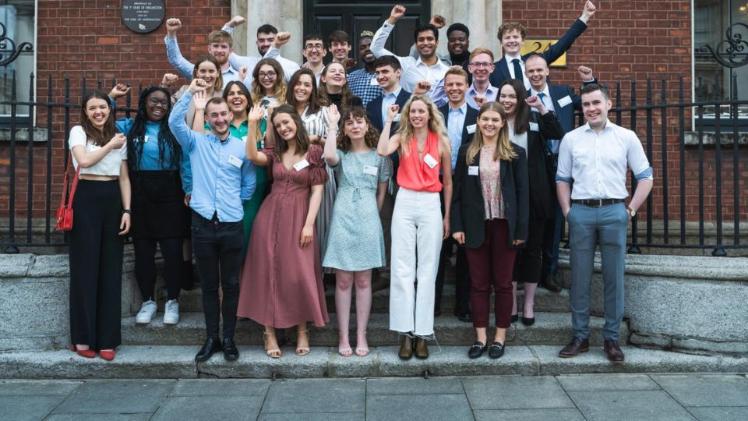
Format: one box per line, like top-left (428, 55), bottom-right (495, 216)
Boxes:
top-left (2, 373), bottom-right (747, 420)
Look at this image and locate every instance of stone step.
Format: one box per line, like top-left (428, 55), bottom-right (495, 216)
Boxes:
top-left (122, 311), bottom-right (621, 347)
top-left (2, 345), bottom-right (745, 379)
top-left (163, 285), bottom-right (571, 315)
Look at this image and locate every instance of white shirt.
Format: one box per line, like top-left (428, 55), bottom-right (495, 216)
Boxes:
top-left (505, 54), bottom-right (531, 90)
top-left (68, 125), bottom-right (127, 176)
top-left (556, 121), bottom-right (653, 200)
top-left (371, 21), bottom-right (450, 98)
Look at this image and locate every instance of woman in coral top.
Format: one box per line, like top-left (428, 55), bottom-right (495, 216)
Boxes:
top-left (376, 94), bottom-right (452, 360)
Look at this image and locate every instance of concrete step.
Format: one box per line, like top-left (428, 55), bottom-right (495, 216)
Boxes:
top-left (164, 285), bottom-right (571, 315)
top-left (122, 311), bottom-right (620, 347)
top-left (2, 345), bottom-right (745, 379)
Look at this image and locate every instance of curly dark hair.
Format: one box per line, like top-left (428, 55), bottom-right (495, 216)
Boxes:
top-left (337, 106), bottom-right (379, 152)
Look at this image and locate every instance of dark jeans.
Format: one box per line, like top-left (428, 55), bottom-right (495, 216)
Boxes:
top-left (134, 237), bottom-right (182, 301)
top-left (191, 212), bottom-right (243, 339)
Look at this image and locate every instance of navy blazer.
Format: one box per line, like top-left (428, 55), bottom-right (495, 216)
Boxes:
top-left (366, 88), bottom-right (412, 136)
top-left (451, 143), bottom-right (529, 248)
top-left (438, 103), bottom-right (479, 154)
top-left (489, 18), bottom-right (587, 87)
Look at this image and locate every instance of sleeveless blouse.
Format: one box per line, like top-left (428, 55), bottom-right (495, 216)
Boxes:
top-left (396, 131), bottom-right (443, 192)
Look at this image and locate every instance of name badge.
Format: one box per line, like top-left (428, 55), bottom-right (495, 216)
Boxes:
top-left (423, 153), bottom-right (438, 168)
top-left (141, 135), bottom-right (150, 143)
top-left (529, 122), bottom-right (539, 132)
top-left (466, 124), bottom-right (476, 134)
top-left (228, 154), bottom-right (242, 168)
top-left (293, 159), bottom-right (310, 171)
top-left (468, 165), bottom-right (479, 176)
top-left (557, 95), bottom-right (572, 108)
top-left (363, 165), bottom-right (378, 176)
top-left (370, 77), bottom-right (380, 86)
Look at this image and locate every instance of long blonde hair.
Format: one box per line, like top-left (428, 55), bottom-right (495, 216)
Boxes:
top-left (396, 94), bottom-right (449, 156)
top-left (466, 102), bottom-right (517, 165)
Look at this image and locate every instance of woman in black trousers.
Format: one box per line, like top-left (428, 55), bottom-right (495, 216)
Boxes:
top-left (68, 90), bottom-right (131, 361)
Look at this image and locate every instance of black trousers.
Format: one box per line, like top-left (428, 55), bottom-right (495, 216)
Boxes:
top-left (435, 237), bottom-right (471, 315)
top-left (69, 180), bottom-right (123, 350)
top-left (514, 218), bottom-right (549, 283)
top-left (191, 211), bottom-right (243, 339)
top-left (134, 237), bottom-right (182, 301)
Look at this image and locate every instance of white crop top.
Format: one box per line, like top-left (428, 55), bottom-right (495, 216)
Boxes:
top-left (68, 125), bottom-right (127, 176)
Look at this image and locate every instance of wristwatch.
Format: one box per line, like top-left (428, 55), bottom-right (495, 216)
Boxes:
top-left (122, 209), bottom-right (132, 215)
top-left (626, 206), bottom-right (636, 218)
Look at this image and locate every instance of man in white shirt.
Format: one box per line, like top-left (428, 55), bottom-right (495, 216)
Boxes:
top-left (466, 48), bottom-right (498, 110)
top-left (302, 34), bottom-right (327, 84)
top-left (555, 84), bottom-right (653, 363)
top-left (370, 4), bottom-right (450, 100)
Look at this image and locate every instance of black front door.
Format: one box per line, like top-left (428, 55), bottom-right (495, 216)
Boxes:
top-left (303, 0), bottom-right (431, 63)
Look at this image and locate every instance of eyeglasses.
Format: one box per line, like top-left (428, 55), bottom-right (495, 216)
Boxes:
top-left (305, 44), bottom-right (324, 51)
top-left (259, 71), bottom-right (277, 79)
top-left (470, 62), bottom-right (493, 68)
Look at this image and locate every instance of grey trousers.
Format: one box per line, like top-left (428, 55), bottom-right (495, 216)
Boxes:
top-left (567, 202), bottom-right (628, 341)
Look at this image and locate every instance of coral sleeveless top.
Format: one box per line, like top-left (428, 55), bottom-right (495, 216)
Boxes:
top-left (396, 131), bottom-right (443, 193)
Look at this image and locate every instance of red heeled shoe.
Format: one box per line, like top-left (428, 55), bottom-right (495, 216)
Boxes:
top-left (70, 345), bottom-right (96, 359)
top-left (99, 349), bottom-right (116, 361)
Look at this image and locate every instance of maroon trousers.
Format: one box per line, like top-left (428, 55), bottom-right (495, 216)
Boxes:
top-left (465, 219), bottom-right (517, 328)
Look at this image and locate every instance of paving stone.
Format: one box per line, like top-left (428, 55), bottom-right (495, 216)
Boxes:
top-left (52, 379), bottom-right (175, 414)
top-left (0, 379), bottom-right (81, 395)
top-left (556, 374), bottom-right (660, 391)
top-left (151, 396), bottom-right (263, 421)
top-left (258, 413), bottom-right (364, 421)
top-left (171, 379), bottom-right (270, 396)
top-left (0, 395), bottom-right (66, 421)
top-left (462, 376), bottom-right (573, 410)
top-left (327, 346), bottom-right (380, 377)
top-left (367, 393), bottom-right (473, 421)
top-left (197, 346), bottom-right (329, 378)
top-left (367, 377), bottom-right (464, 395)
top-left (474, 408), bottom-right (585, 421)
top-left (568, 390), bottom-right (696, 421)
top-left (687, 407), bottom-right (748, 421)
top-left (651, 374), bottom-right (748, 407)
top-left (261, 379), bottom-right (365, 413)
top-left (46, 415), bottom-right (151, 421)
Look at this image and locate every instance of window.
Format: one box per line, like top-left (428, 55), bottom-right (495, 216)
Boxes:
top-left (0, 0), bottom-right (35, 124)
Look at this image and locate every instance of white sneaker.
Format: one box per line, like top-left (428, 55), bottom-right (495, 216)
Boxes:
top-left (136, 300), bottom-right (157, 324)
top-left (163, 299), bottom-right (180, 325)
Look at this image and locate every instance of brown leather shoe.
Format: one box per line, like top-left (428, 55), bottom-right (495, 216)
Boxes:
top-left (398, 335), bottom-right (414, 360)
top-left (558, 337), bottom-right (589, 358)
top-left (414, 337), bottom-right (429, 359)
top-left (603, 339), bottom-right (625, 363)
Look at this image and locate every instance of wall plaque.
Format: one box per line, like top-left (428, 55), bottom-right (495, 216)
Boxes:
top-left (122, 0), bottom-right (165, 34)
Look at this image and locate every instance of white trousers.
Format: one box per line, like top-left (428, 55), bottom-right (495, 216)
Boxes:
top-left (389, 188), bottom-right (443, 336)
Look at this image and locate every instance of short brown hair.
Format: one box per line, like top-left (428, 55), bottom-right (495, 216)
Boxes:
top-left (497, 22), bottom-right (526, 40)
top-left (469, 47), bottom-right (494, 62)
top-left (205, 97), bottom-right (228, 114)
top-left (208, 30), bottom-right (233, 48)
top-left (444, 66), bottom-right (469, 83)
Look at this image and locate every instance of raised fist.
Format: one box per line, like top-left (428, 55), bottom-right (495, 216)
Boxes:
top-left (161, 73), bottom-right (179, 88)
top-left (577, 65), bottom-right (594, 82)
top-left (229, 15), bottom-right (246, 27)
top-left (109, 82), bottom-right (130, 99)
top-left (430, 15), bottom-right (446, 29)
top-left (166, 18), bottom-right (182, 36)
top-left (389, 5), bottom-right (406, 22)
top-left (582, 1), bottom-right (597, 19)
top-left (189, 78), bottom-right (208, 94)
top-left (274, 32), bottom-right (291, 48)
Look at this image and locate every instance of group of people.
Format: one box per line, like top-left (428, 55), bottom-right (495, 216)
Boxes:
top-left (66, 1), bottom-right (653, 365)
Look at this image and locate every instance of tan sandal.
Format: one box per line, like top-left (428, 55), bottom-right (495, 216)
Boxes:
top-left (263, 331), bottom-right (282, 359)
top-left (295, 328), bottom-right (311, 356)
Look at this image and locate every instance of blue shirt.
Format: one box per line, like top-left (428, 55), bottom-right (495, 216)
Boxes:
top-left (381, 87), bottom-right (401, 129)
top-left (447, 103), bottom-right (467, 169)
top-left (348, 68), bottom-right (383, 107)
top-left (168, 91), bottom-right (256, 223)
top-left (164, 36), bottom-right (240, 85)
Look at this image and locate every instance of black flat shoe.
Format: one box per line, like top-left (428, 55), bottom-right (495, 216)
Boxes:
top-left (195, 337), bottom-right (222, 363)
top-left (223, 337), bottom-right (239, 361)
top-left (468, 341), bottom-right (487, 359)
top-left (511, 314), bottom-right (518, 323)
top-left (488, 342), bottom-right (505, 359)
top-left (521, 316), bottom-right (535, 326)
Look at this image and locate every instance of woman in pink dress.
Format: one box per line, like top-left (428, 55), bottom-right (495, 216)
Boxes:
top-left (238, 103), bottom-right (329, 358)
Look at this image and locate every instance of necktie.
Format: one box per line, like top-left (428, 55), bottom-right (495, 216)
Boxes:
top-left (537, 92), bottom-right (546, 107)
top-left (512, 58), bottom-right (523, 81)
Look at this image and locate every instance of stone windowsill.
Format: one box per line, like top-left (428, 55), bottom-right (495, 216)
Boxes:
top-left (0, 127), bottom-right (49, 143)
top-left (684, 131), bottom-right (748, 146)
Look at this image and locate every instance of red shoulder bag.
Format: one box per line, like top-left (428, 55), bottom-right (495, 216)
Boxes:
top-left (55, 155), bottom-right (80, 232)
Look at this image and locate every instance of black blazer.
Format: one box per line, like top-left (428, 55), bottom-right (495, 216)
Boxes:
top-left (489, 19), bottom-right (587, 87)
top-left (451, 143), bottom-right (529, 249)
top-left (438, 103), bottom-right (479, 151)
top-left (366, 88), bottom-right (411, 135)
top-left (525, 111), bottom-right (565, 220)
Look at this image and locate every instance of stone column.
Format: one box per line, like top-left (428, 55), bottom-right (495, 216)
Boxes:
top-left (242, 0), bottom-right (304, 63)
top-left (428, 0), bottom-right (503, 61)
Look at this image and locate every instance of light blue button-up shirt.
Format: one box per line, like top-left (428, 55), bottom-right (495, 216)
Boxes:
top-left (168, 91), bottom-right (256, 222)
top-left (447, 103), bottom-right (467, 169)
top-left (381, 87), bottom-right (402, 128)
top-left (164, 36), bottom-right (241, 85)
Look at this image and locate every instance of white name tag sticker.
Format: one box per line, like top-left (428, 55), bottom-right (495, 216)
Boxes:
top-left (393, 113), bottom-right (401, 122)
top-left (468, 165), bottom-right (479, 176)
top-left (141, 135), bottom-right (150, 143)
top-left (558, 95), bottom-right (572, 108)
top-left (423, 153), bottom-right (438, 168)
top-left (370, 77), bottom-right (380, 86)
top-left (228, 154), bottom-right (242, 168)
top-left (363, 164), bottom-right (378, 176)
top-left (529, 122), bottom-right (539, 132)
top-left (466, 124), bottom-right (476, 134)
top-left (293, 159), bottom-right (310, 171)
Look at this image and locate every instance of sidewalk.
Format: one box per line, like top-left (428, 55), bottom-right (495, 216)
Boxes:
top-left (2, 373), bottom-right (747, 420)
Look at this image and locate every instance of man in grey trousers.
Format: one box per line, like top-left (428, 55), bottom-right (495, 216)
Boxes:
top-left (555, 83), bottom-right (653, 363)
